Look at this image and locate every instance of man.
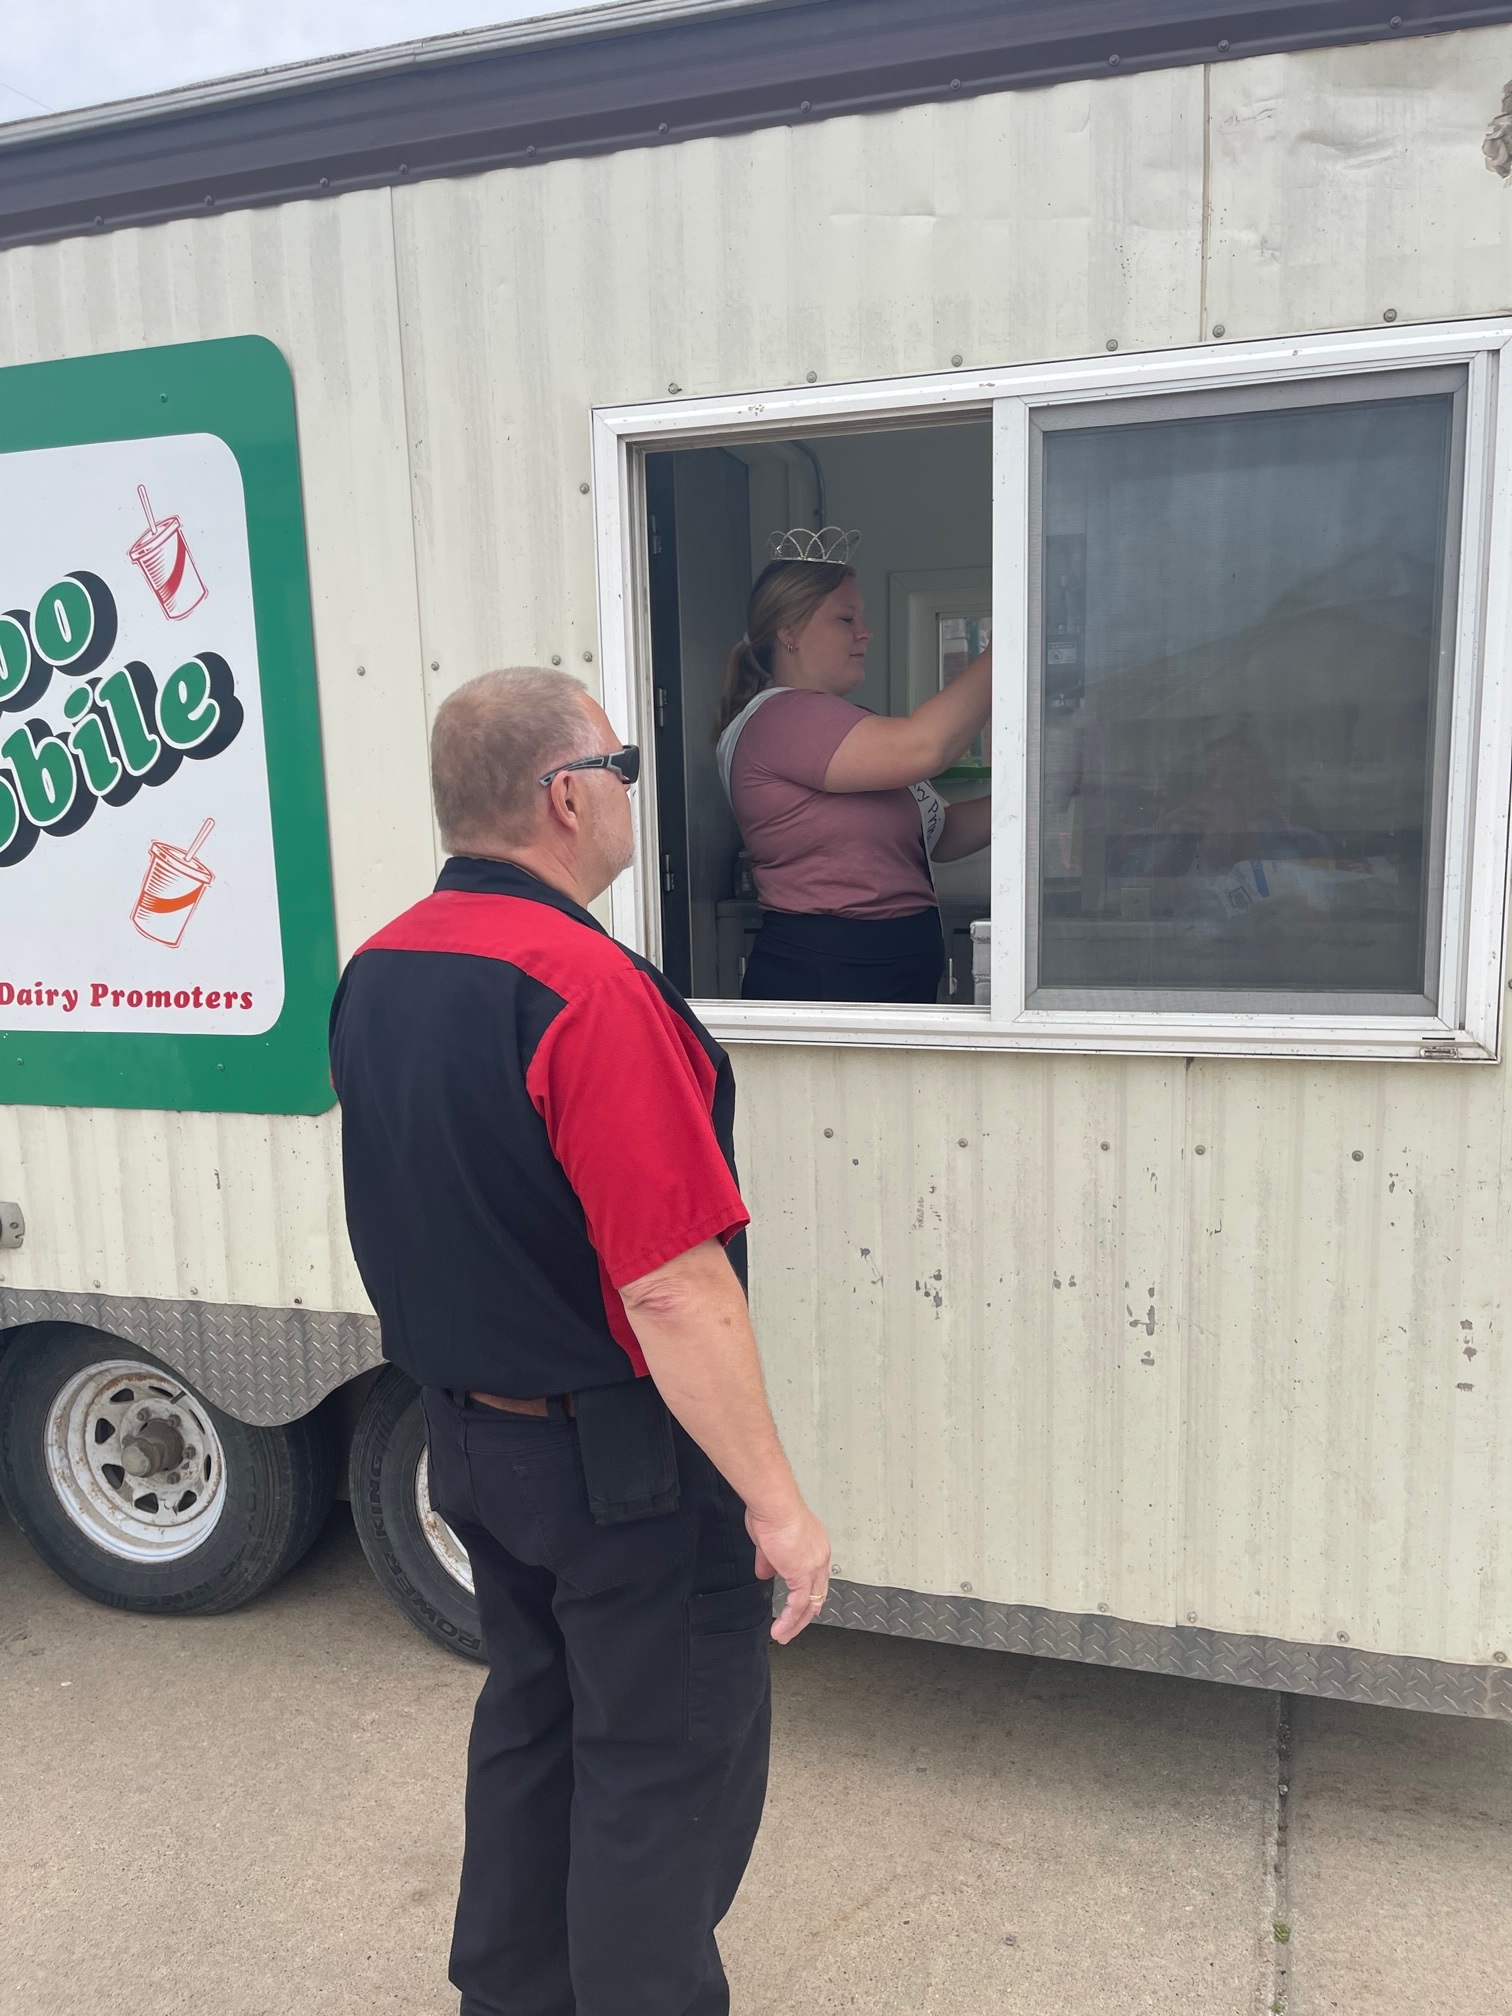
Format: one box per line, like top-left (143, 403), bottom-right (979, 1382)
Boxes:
top-left (329, 666), bottom-right (830, 2016)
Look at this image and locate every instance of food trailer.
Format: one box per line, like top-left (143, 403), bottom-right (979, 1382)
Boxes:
top-left (2, 0), bottom-right (1511, 1715)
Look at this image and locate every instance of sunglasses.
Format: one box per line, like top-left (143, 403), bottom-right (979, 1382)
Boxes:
top-left (538, 744), bottom-right (641, 790)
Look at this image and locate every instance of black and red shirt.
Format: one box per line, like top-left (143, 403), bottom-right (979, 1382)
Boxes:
top-left (329, 855), bottom-right (749, 1396)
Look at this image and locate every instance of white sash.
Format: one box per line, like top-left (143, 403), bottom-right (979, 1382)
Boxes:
top-left (716, 685), bottom-right (947, 867)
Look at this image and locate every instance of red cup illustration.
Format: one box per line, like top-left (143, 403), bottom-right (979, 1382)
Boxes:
top-left (128, 484), bottom-right (207, 621)
top-left (132, 818), bottom-right (215, 947)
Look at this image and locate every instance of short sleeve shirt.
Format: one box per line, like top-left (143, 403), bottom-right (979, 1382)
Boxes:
top-left (330, 856), bottom-right (749, 1396)
top-left (728, 689), bottom-right (937, 919)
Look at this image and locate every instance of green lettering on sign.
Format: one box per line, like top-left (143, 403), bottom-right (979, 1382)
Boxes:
top-left (0, 615), bottom-right (34, 703)
top-left (158, 657), bottom-right (221, 750)
top-left (0, 774), bottom-right (19, 851)
top-left (96, 667), bottom-right (162, 776)
top-left (1, 725), bottom-right (77, 827)
top-left (31, 572), bottom-right (117, 674)
top-left (33, 577), bottom-right (93, 665)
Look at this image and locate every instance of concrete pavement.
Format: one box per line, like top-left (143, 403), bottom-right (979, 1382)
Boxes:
top-left (1, 1504), bottom-right (1507, 2016)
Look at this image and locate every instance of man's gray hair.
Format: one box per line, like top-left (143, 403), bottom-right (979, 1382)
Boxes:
top-left (431, 667), bottom-right (597, 852)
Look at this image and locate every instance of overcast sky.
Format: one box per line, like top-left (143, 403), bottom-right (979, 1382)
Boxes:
top-left (0, 1), bottom-right (607, 125)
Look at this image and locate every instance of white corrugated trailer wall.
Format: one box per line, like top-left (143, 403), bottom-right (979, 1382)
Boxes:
top-left (0, 25), bottom-right (1510, 1667)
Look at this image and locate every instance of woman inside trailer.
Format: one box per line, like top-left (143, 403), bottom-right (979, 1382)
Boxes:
top-left (715, 529), bottom-right (992, 1003)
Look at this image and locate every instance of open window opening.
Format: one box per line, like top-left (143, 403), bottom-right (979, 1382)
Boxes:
top-left (643, 417), bottom-right (992, 1006)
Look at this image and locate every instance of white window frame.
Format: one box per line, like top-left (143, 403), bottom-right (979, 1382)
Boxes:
top-left (591, 321), bottom-right (1512, 1061)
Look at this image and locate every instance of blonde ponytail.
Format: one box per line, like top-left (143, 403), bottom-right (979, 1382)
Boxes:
top-left (713, 636), bottom-right (773, 739)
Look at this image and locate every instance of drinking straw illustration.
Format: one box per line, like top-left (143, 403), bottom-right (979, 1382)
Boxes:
top-left (131, 818), bottom-right (217, 947)
top-left (127, 483), bottom-right (208, 620)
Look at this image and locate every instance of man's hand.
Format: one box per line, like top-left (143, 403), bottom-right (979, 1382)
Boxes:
top-left (746, 1499), bottom-right (831, 1644)
top-left (621, 1238), bottom-right (831, 1643)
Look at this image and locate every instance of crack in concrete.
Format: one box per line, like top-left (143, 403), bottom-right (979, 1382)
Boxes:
top-left (1264, 1696), bottom-right (1296, 2015)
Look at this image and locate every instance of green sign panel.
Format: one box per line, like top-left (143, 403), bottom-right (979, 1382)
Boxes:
top-left (0, 336), bottom-right (337, 1114)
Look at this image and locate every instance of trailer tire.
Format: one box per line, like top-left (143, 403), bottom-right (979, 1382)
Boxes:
top-left (0, 1324), bottom-right (338, 1615)
top-left (349, 1367), bottom-right (485, 1662)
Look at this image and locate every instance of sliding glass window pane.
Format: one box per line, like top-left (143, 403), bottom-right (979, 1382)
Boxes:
top-left (1031, 386), bottom-right (1459, 1007)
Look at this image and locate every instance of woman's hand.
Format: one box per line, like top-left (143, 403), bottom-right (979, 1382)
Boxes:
top-left (823, 648), bottom-right (992, 793)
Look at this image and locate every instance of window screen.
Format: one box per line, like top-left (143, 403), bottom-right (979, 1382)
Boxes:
top-left (1027, 372), bottom-right (1463, 1013)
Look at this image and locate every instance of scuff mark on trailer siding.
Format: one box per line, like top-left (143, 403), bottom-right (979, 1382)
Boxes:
top-left (1484, 79), bottom-right (1512, 176)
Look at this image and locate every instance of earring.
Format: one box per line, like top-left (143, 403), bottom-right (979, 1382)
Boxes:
top-left (782, 641), bottom-right (798, 655)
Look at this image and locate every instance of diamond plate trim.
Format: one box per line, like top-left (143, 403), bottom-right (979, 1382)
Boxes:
top-left (0, 1288), bottom-right (382, 1426)
top-left (820, 1581), bottom-right (1512, 1721)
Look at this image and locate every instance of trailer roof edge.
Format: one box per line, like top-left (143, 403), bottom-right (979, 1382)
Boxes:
top-left (2, 0), bottom-right (1510, 254)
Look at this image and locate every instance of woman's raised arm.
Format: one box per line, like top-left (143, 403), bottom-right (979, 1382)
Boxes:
top-left (930, 791), bottom-right (992, 862)
top-left (823, 649), bottom-right (992, 793)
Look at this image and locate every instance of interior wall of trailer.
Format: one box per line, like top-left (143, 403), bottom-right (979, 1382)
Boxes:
top-left (2, 23), bottom-right (1511, 1667)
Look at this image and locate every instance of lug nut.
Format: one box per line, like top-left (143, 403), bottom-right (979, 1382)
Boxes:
top-left (168, 1413), bottom-right (181, 1427)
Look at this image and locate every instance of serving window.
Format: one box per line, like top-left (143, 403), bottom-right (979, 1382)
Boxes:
top-left (639, 421), bottom-right (994, 1008)
top-left (593, 322), bottom-right (1512, 1059)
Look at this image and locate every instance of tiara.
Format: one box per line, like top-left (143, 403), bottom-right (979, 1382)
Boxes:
top-left (768, 525), bottom-right (862, 565)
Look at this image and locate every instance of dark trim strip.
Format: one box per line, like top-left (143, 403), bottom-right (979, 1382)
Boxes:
top-left (3, 0), bottom-right (1511, 253)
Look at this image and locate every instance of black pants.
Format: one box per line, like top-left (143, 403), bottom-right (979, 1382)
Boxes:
top-left (422, 1388), bottom-right (771, 2016)
top-left (741, 907), bottom-right (944, 1003)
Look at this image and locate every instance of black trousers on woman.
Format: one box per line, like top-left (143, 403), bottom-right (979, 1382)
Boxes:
top-left (422, 1388), bottom-right (771, 2016)
top-left (741, 906), bottom-right (945, 1004)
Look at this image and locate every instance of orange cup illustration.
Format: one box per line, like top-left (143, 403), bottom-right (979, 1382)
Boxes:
top-left (132, 818), bottom-right (215, 947)
top-left (128, 484), bottom-right (207, 621)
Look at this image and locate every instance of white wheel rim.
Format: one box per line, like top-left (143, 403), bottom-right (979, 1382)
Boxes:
top-left (415, 1449), bottom-right (474, 1595)
top-left (43, 1359), bottom-right (228, 1563)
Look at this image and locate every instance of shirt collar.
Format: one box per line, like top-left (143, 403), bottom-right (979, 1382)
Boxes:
top-left (436, 855), bottom-right (608, 935)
